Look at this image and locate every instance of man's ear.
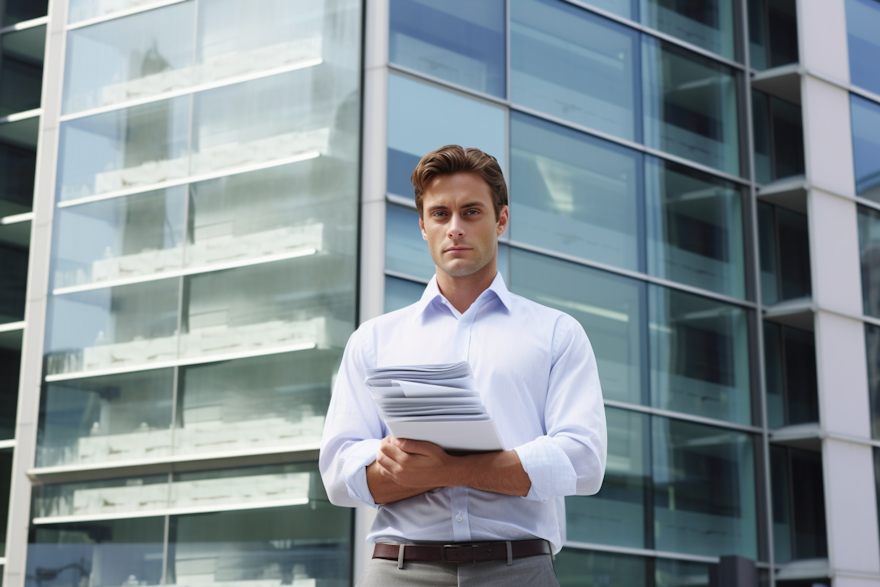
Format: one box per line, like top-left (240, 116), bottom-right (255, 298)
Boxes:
top-left (419, 214), bottom-right (428, 241)
top-left (496, 205), bottom-right (509, 236)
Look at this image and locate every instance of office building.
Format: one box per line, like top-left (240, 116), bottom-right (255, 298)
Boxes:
top-left (0, 0), bottom-right (879, 585)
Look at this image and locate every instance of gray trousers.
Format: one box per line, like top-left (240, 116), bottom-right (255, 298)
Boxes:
top-left (356, 554), bottom-right (561, 587)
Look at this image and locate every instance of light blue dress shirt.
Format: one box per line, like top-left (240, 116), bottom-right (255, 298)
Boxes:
top-left (319, 273), bottom-right (607, 553)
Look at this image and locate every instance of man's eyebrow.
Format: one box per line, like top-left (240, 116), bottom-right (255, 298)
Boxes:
top-left (460, 201), bottom-right (486, 209)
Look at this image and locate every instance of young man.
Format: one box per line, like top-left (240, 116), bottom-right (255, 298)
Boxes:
top-left (319, 145), bottom-right (607, 586)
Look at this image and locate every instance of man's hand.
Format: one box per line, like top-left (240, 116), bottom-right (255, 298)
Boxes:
top-left (366, 436), bottom-right (532, 505)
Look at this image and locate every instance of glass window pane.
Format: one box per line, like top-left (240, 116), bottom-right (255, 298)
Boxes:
top-left (385, 276), bottom-right (425, 313)
top-left (763, 321), bottom-right (786, 429)
top-left (69, 0), bottom-right (174, 23)
top-left (510, 249), bottom-right (645, 405)
top-left (752, 91), bottom-right (772, 184)
top-left (33, 474), bottom-right (170, 520)
top-left (781, 326), bottom-right (819, 424)
top-left (387, 74), bottom-right (506, 200)
top-left (577, 0), bottom-right (636, 19)
top-left (652, 416), bottom-right (758, 558)
top-left (852, 94), bottom-right (880, 204)
top-left (0, 348), bottom-right (20, 441)
top-left (770, 96), bottom-right (805, 180)
top-left (389, 0), bottom-right (505, 97)
top-left (45, 278), bottom-right (180, 376)
top-left (510, 112), bottom-right (642, 271)
top-left (859, 205), bottom-right (880, 318)
top-left (0, 117), bottom-right (39, 217)
top-left (846, 0), bottom-right (880, 96)
top-left (643, 39), bottom-right (740, 176)
top-left (776, 207), bottom-right (811, 301)
top-left (511, 0), bottom-right (640, 141)
top-left (3, 0), bottom-right (48, 26)
top-left (38, 370), bottom-right (174, 468)
top-left (748, 0), bottom-right (798, 71)
top-left (868, 324), bottom-right (880, 440)
top-left (385, 204), bottom-right (434, 280)
top-left (770, 444), bottom-right (793, 563)
top-left (655, 558), bottom-right (711, 587)
top-left (758, 202), bottom-right (779, 304)
top-left (62, 3), bottom-right (195, 115)
top-left (176, 349), bottom-right (338, 456)
top-left (646, 157), bottom-right (746, 298)
top-left (554, 549), bottom-right (647, 587)
top-left (28, 518), bottom-right (165, 587)
top-left (0, 240), bottom-right (27, 324)
top-left (57, 97), bottom-right (191, 202)
top-left (649, 286), bottom-right (751, 424)
top-left (566, 407), bottom-right (647, 548)
top-left (167, 505), bottom-right (351, 586)
top-left (0, 25), bottom-right (45, 117)
top-left (641, 0), bottom-right (735, 59)
top-left (789, 448), bottom-right (827, 559)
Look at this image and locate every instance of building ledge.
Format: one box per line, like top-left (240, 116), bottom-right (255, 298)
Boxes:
top-left (756, 177), bottom-right (808, 214)
top-left (775, 558), bottom-right (830, 581)
top-left (769, 423), bottom-right (822, 451)
top-left (763, 298), bottom-right (815, 331)
top-left (752, 63), bottom-right (802, 105)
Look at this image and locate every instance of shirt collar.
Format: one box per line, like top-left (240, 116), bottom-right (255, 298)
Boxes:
top-left (411, 272), bottom-right (513, 321)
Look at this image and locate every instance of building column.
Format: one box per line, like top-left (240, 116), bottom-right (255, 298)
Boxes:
top-left (798, 1), bottom-right (880, 584)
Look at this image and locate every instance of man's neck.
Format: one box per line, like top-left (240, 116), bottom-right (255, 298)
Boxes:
top-left (435, 260), bottom-right (498, 315)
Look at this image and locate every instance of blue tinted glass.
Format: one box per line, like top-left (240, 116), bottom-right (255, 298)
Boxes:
top-left (511, 0), bottom-right (641, 141)
top-left (580, 0), bottom-right (636, 19)
top-left (859, 205), bottom-right (880, 319)
top-left (510, 112), bottom-right (642, 271)
top-left (641, 0), bottom-right (735, 59)
top-left (385, 204), bottom-right (434, 280)
top-left (851, 94), bottom-right (880, 204)
top-left (385, 276), bottom-right (425, 312)
top-left (389, 0), bottom-right (505, 97)
top-left (643, 38), bottom-right (740, 176)
top-left (846, 0), bottom-right (880, 96)
top-left (387, 74), bottom-right (506, 200)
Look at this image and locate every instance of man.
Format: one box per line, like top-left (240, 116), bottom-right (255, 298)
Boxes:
top-left (319, 145), bottom-right (607, 586)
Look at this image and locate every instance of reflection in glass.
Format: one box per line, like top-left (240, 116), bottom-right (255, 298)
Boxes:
top-left (510, 249), bottom-right (644, 405)
top-left (68, 0), bottom-right (177, 23)
top-left (176, 350), bottom-right (339, 455)
top-left (0, 25), bottom-right (45, 116)
top-left (387, 74), bottom-right (506, 199)
top-left (38, 369), bottom-right (174, 467)
top-left (3, 0), bottom-right (48, 26)
top-left (57, 97), bottom-right (190, 202)
top-left (389, 0), bottom-right (505, 97)
top-left (0, 348), bottom-right (20, 440)
top-left (752, 90), bottom-right (805, 184)
top-left (511, 0), bottom-right (640, 141)
top-left (510, 112), bottom-right (642, 271)
top-left (641, 0), bottom-right (735, 59)
top-left (554, 548), bottom-right (646, 587)
top-left (748, 0), bottom-right (798, 71)
top-left (0, 116), bottom-right (39, 217)
top-left (385, 205), bottom-right (434, 280)
top-left (646, 158), bottom-right (745, 298)
top-left (52, 188), bottom-right (187, 289)
top-left (1, 448), bottom-right (10, 557)
top-left (758, 202), bottom-right (811, 305)
top-left (33, 475), bottom-right (169, 519)
top-left (655, 558), bottom-right (711, 587)
top-left (851, 94), bottom-right (880, 204)
top-left (566, 408), bottom-right (647, 548)
top-left (763, 322), bottom-right (818, 429)
top-left (643, 39), bottom-right (740, 175)
top-left (45, 278), bottom-right (179, 376)
top-left (27, 518), bottom-right (165, 587)
top-left (385, 276), bottom-right (425, 313)
top-left (167, 503), bottom-right (351, 587)
top-left (649, 286), bottom-right (751, 424)
top-left (868, 325), bottom-right (880, 440)
top-left (846, 0), bottom-right (880, 96)
top-left (771, 446), bottom-right (827, 563)
top-left (580, 0), bottom-right (636, 19)
top-left (653, 417), bottom-right (757, 558)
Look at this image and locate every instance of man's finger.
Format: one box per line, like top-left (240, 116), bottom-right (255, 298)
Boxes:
top-left (393, 437), bottom-right (443, 456)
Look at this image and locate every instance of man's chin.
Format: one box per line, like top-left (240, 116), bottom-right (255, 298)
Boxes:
top-left (437, 260), bottom-right (488, 278)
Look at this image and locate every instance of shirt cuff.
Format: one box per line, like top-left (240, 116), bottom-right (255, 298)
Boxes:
top-left (514, 436), bottom-right (578, 502)
top-left (342, 438), bottom-right (383, 507)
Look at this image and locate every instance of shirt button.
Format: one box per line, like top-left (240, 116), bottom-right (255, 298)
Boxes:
top-left (456, 515), bottom-right (463, 522)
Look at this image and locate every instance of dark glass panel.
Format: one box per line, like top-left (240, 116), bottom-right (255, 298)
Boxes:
top-left (652, 417), bottom-right (758, 558)
top-left (859, 205), bottom-right (880, 319)
top-left (851, 94), bottom-right (880, 204)
top-left (655, 558), bottom-right (711, 587)
top-left (554, 548), bottom-right (647, 587)
top-left (0, 347), bottom-right (19, 440)
top-left (771, 446), bottom-right (828, 563)
top-left (770, 96), bottom-right (805, 180)
top-left (757, 201), bottom-right (779, 304)
top-left (763, 321), bottom-right (785, 429)
top-left (752, 91), bottom-right (772, 185)
top-left (777, 207), bottom-right (812, 300)
top-left (770, 444), bottom-right (793, 562)
top-left (0, 448), bottom-right (11, 558)
top-left (0, 25), bottom-right (45, 116)
top-left (27, 518), bottom-right (165, 587)
top-left (389, 0), bottom-right (505, 97)
top-left (566, 408), bottom-right (648, 548)
top-left (0, 117), bottom-right (39, 217)
top-left (846, 0), bottom-right (880, 96)
top-left (867, 324), bottom-right (880, 439)
top-left (763, 322), bottom-right (819, 428)
top-left (3, 0), bottom-right (48, 25)
top-left (748, 0), bottom-right (798, 70)
top-left (0, 241), bottom-right (27, 323)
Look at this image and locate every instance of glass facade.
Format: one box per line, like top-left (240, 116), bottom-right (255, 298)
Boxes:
top-left (758, 202), bottom-right (812, 305)
top-left (763, 322), bottom-right (819, 428)
top-left (852, 94), bottom-right (880, 204)
top-left (748, 0), bottom-right (798, 70)
top-left (752, 90), bottom-right (804, 185)
top-left (845, 0), bottom-right (880, 96)
top-left (859, 205), bottom-right (880, 319)
top-left (770, 446), bottom-right (827, 563)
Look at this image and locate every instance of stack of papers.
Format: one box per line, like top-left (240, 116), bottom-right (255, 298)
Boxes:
top-left (365, 362), bottom-right (504, 452)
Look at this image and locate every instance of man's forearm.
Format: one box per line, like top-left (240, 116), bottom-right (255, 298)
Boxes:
top-left (446, 449), bottom-right (531, 497)
top-left (366, 460), bottom-right (433, 504)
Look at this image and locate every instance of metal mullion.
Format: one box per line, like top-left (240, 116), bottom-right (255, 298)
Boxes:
top-left (856, 196), bottom-right (880, 216)
top-left (604, 399), bottom-right (764, 434)
top-left (66, 0), bottom-right (188, 31)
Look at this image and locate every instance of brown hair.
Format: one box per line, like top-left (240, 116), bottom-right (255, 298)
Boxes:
top-left (410, 145), bottom-right (508, 219)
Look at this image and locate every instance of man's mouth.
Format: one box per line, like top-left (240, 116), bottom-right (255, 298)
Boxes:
top-left (445, 246), bottom-right (471, 253)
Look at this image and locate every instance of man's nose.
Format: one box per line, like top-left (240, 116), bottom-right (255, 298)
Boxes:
top-left (447, 216), bottom-right (465, 238)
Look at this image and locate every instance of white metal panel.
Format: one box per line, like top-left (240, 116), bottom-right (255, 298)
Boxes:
top-left (808, 189), bottom-right (863, 315)
top-left (797, 0), bottom-right (850, 84)
top-left (801, 78), bottom-right (856, 198)
top-left (814, 312), bottom-right (870, 438)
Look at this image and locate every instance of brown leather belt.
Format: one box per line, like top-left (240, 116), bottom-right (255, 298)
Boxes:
top-left (373, 539), bottom-right (552, 564)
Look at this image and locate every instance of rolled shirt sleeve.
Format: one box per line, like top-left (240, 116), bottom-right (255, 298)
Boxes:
top-left (319, 325), bottom-right (386, 508)
top-left (514, 315), bottom-right (607, 501)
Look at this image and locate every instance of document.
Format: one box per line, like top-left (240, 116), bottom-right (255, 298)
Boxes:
top-left (365, 361), bottom-right (504, 452)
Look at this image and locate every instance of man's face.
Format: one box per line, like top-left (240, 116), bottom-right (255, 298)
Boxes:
top-left (419, 172), bottom-right (509, 278)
